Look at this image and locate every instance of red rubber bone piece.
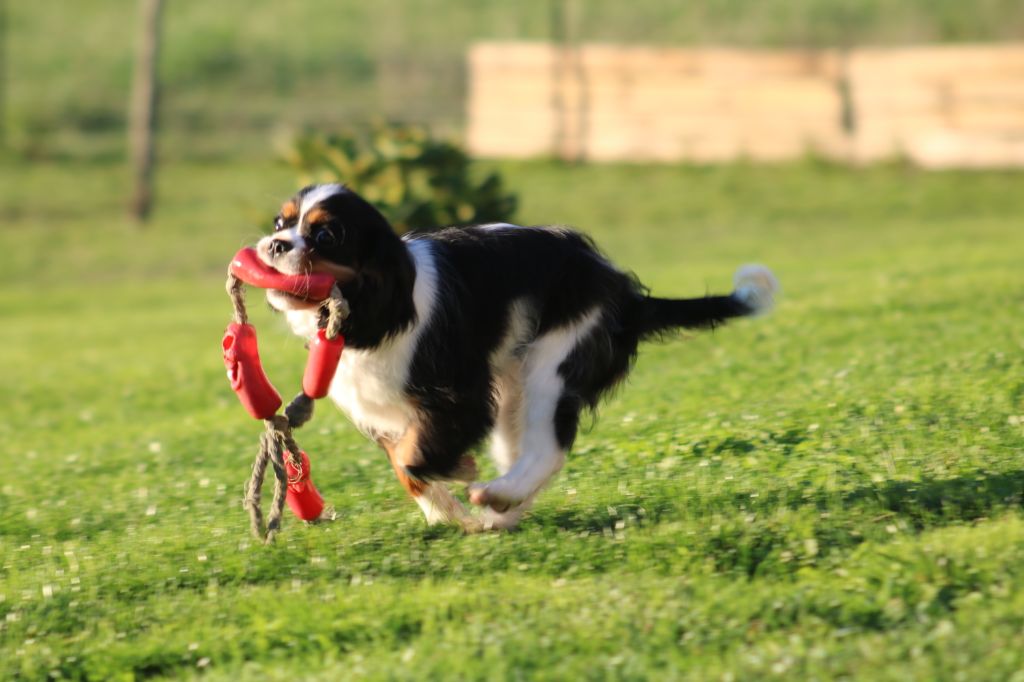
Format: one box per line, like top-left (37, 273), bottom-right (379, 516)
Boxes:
top-left (222, 323), bottom-right (282, 420)
top-left (284, 451), bottom-right (325, 521)
top-left (229, 247), bottom-right (336, 301)
top-left (302, 329), bottom-right (346, 399)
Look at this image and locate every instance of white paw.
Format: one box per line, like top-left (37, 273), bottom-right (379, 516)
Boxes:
top-left (477, 506), bottom-right (525, 531)
top-left (467, 482), bottom-right (516, 512)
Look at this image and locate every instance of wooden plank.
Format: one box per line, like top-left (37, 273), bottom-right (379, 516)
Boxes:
top-left (905, 130), bottom-right (1024, 168)
top-left (465, 41), bottom-right (1024, 166)
top-left (850, 45), bottom-right (1024, 81)
top-left (951, 105), bottom-right (1024, 132)
top-left (850, 86), bottom-right (945, 112)
top-left (951, 79), bottom-right (1024, 105)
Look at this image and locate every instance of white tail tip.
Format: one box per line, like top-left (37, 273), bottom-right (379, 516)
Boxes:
top-left (733, 264), bottom-right (779, 316)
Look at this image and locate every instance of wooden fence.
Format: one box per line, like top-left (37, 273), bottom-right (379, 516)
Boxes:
top-left (466, 43), bottom-right (1024, 167)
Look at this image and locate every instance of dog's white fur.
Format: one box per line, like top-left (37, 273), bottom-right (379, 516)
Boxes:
top-left (325, 239), bottom-right (439, 442)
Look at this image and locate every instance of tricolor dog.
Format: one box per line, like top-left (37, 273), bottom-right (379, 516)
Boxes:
top-left (257, 184), bottom-right (778, 531)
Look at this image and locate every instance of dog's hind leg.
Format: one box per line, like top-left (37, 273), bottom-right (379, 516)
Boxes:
top-left (469, 313), bottom-right (597, 517)
top-left (468, 391), bottom-right (580, 518)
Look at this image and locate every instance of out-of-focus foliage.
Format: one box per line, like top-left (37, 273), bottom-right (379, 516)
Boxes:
top-left (11, 0), bottom-right (1024, 161)
top-left (281, 124), bottom-right (517, 233)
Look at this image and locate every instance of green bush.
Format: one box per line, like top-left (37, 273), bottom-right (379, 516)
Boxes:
top-left (280, 124), bottom-right (517, 233)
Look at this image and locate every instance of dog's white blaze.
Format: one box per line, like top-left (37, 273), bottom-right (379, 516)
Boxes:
top-left (477, 222), bottom-right (519, 231)
top-left (299, 184), bottom-right (344, 221)
top-left (478, 307), bottom-right (602, 505)
top-left (258, 226), bottom-right (309, 276)
top-left (326, 239), bottom-right (438, 440)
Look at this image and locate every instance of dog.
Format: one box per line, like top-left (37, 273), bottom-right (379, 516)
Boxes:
top-left (257, 183), bottom-right (778, 531)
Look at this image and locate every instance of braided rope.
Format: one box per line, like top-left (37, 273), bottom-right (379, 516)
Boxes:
top-left (229, 272), bottom-right (348, 544)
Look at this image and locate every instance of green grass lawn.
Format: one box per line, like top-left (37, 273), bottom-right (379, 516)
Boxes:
top-left (1, 158), bottom-right (1023, 680)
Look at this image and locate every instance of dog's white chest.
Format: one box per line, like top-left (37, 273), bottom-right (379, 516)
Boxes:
top-left (283, 238), bottom-right (438, 441)
top-left (328, 345), bottom-right (416, 439)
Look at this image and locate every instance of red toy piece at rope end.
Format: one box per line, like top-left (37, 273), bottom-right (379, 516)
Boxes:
top-left (229, 247), bottom-right (336, 302)
top-left (285, 451), bottom-right (326, 521)
top-left (222, 323), bottom-right (282, 420)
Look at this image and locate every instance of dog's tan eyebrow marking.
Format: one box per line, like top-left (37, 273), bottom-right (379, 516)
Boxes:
top-left (280, 201), bottom-right (299, 222)
top-left (304, 208), bottom-right (331, 226)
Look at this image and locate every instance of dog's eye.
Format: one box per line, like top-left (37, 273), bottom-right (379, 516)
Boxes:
top-left (273, 216), bottom-right (285, 232)
top-left (314, 229), bottom-right (336, 248)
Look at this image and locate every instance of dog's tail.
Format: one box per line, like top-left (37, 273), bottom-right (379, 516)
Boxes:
top-left (636, 264), bottom-right (779, 339)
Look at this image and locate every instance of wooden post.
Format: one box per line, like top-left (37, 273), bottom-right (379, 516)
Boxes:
top-left (549, 0), bottom-right (584, 162)
top-left (549, 0), bottom-right (567, 157)
top-left (128, 0), bottom-right (164, 222)
top-left (0, 0), bottom-right (6, 150)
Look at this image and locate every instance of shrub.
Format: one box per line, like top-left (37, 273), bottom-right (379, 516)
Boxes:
top-left (280, 124), bottom-right (517, 233)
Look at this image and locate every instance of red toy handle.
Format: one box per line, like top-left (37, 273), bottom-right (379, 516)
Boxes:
top-left (229, 247), bottom-right (336, 301)
top-left (302, 329), bottom-right (345, 399)
top-left (285, 451), bottom-right (325, 521)
top-left (222, 323), bottom-right (282, 420)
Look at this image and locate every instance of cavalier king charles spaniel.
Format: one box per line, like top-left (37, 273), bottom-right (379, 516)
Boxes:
top-left (257, 184), bottom-right (778, 531)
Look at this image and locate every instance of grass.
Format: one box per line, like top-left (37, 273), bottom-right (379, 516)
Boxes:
top-left (1, 157), bottom-right (1023, 680)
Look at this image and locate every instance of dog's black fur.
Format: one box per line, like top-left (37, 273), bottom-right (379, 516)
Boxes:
top-left (281, 185), bottom-right (765, 484)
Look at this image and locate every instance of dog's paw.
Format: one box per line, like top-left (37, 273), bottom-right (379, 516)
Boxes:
top-left (467, 483), bottom-right (514, 513)
top-left (477, 506), bottom-right (526, 531)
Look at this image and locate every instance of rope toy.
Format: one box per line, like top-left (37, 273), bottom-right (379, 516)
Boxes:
top-left (222, 247), bottom-right (349, 544)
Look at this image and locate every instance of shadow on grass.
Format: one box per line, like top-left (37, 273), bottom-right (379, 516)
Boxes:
top-left (532, 468), bottom-right (1024, 579)
top-left (534, 467), bottom-right (1024, 536)
top-left (842, 469), bottom-right (1024, 526)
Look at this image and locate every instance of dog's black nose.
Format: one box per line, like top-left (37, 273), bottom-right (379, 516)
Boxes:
top-left (268, 238), bottom-right (293, 256)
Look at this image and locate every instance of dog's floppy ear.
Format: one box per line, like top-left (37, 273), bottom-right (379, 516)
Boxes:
top-left (327, 190), bottom-right (402, 272)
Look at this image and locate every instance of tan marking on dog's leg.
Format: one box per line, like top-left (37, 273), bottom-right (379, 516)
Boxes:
top-left (389, 423), bottom-right (427, 473)
top-left (490, 364), bottom-right (525, 475)
top-left (380, 431), bottom-right (428, 498)
top-left (379, 432), bottom-right (479, 531)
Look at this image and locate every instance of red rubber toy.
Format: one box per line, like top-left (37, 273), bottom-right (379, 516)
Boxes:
top-left (226, 247), bottom-right (345, 524)
top-left (284, 451), bottom-right (325, 521)
top-left (222, 323), bottom-right (282, 420)
top-left (302, 329), bottom-right (346, 399)
top-left (229, 247), bottom-right (336, 302)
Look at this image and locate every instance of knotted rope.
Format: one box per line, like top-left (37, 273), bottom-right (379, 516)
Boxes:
top-left (227, 272), bottom-right (349, 544)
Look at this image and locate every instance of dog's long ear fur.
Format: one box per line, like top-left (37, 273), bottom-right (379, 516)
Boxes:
top-left (328, 191), bottom-right (418, 349)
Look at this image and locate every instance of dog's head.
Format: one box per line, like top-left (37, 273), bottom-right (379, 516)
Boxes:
top-left (257, 184), bottom-right (399, 313)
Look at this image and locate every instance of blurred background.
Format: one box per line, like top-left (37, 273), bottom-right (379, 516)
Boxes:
top-left (5, 0), bottom-right (1024, 165)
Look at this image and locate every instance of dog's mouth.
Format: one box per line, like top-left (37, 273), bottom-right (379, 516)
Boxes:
top-left (264, 257), bottom-right (358, 312)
